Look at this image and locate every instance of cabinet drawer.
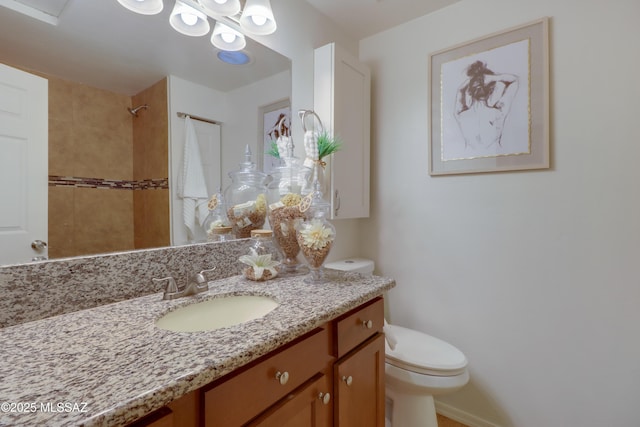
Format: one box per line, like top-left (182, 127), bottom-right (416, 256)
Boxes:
top-left (204, 325), bottom-right (331, 427)
top-left (247, 373), bottom-right (332, 427)
top-left (334, 297), bottom-right (384, 358)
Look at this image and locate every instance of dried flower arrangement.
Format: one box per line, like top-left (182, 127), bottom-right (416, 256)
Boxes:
top-left (296, 218), bottom-right (335, 268)
top-left (239, 248), bottom-right (280, 281)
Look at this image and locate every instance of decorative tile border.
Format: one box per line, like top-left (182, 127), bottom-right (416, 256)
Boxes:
top-left (48, 175), bottom-right (169, 190)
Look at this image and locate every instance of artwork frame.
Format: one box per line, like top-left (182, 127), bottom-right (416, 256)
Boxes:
top-left (258, 99), bottom-right (291, 175)
top-left (428, 17), bottom-right (549, 176)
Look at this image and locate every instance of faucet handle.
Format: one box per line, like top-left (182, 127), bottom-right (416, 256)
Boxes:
top-left (199, 267), bottom-right (217, 276)
top-left (192, 267), bottom-right (216, 286)
top-left (153, 277), bottom-right (179, 294)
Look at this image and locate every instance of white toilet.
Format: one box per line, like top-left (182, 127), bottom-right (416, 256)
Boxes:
top-left (325, 258), bottom-right (470, 427)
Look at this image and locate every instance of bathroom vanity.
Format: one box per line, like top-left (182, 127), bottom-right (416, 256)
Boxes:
top-left (141, 296), bottom-right (385, 427)
top-left (0, 268), bottom-right (394, 426)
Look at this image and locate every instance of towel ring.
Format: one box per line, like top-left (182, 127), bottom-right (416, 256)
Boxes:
top-left (298, 109), bottom-right (324, 134)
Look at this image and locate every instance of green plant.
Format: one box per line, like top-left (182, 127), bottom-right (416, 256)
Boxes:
top-left (266, 140), bottom-right (280, 158)
top-left (317, 131), bottom-right (342, 160)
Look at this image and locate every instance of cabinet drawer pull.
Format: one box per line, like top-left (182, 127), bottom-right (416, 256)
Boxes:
top-left (275, 371), bottom-right (289, 385)
top-left (362, 320), bottom-right (373, 329)
top-left (342, 375), bottom-right (353, 386)
top-left (318, 392), bottom-right (331, 405)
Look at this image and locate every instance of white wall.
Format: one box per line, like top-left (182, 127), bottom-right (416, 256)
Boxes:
top-left (223, 70), bottom-right (291, 189)
top-left (360, 1), bottom-right (640, 426)
top-left (167, 75), bottom-right (227, 246)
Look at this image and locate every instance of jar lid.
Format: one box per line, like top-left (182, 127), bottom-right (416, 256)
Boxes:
top-left (251, 229), bottom-right (273, 238)
top-left (211, 226), bottom-right (233, 234)
top-left (227, 145), bottom-right (269, 185)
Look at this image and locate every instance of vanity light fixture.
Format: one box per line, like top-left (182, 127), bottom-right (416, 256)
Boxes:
top-left (116, 0), bottom-right (278, 61)
top-left (169, 0), bottom-right (210, 36)
top-left (116, 0), bottom-right (164, 15)
top-left (211, 22), bottom-right (246, 51)
top-left (199, 0), bottom-right (241, 17)
top-left (239, 0), bottom-right (276, 35)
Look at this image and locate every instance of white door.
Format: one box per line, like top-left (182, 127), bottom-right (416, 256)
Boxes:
top-left (0, 64), bottom-right (48, 264)
top-left (170, 119), bottom-right (221, 246)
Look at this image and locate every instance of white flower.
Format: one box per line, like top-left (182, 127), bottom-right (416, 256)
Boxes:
top-left (239, 248), bottom-right (280, 280)
top-left (298, 219), bottom-right (334, 250)
top-left (207, 220), bottom-right (225, 233)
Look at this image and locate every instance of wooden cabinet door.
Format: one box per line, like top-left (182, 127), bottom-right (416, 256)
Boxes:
top-left (334, 334), bottom-right (385, 427)
top-left (248, 373), bottom-right (332, 427)
top-left (314, 42), bottom-right (371, 219)
top-left (203, 327), bottom-right (331, 427)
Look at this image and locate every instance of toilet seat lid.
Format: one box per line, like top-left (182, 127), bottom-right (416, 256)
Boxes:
top-left (385, 324), bottom-right (468, 376)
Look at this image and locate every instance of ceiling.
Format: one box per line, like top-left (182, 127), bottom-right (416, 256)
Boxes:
top-left (0, 0), bottom-right (291, 95)
top-left (304, 0), bottom-right (461, 40)
top-left (0, 0), bottom-right (459, 96)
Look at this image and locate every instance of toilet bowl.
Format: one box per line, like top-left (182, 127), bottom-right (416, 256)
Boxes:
top-left (326, 258), bottom-right (469, 427)
top-left (385, 323), bottom-right (469, 427)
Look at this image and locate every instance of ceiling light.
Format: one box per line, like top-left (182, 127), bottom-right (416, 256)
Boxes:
top-left (199, 0), bottom-right (241, 17)
top-left (239, 0), bottom-right (276, 35)
top-left (211, 22), bottom-right (246, 51)
top-left (217, 51), bottom-right (252, 65)
top-left (116, 0), bottom-right (163, 15)
top-left (169, 0), bottom-right (210, 36)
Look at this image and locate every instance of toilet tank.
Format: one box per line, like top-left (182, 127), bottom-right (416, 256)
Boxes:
top-left (325, 258), bottom-right (374, 275)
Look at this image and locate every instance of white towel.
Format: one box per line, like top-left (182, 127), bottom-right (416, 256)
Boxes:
top-left (177, 116), bottom-right (209, 239)
top-left (383, 319), bottom-right (398, 351)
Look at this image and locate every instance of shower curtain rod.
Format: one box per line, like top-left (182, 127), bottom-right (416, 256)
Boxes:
top-left (177, 112), bottom-right (220, 126)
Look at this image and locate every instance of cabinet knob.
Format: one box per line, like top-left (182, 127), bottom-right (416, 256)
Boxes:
top-left (362, 320), bottom-right (373, 329)
top-left (31, 240), bottom-right (47, 251)
top-left (275, 371), bottom-right (289, 385)
top-left (318, 392), bottom-right (331, 405)
top-left (342, 375), bottom-right (353, 386)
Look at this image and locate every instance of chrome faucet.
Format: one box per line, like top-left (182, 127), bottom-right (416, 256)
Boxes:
top-left (153, 267), bottom-right (217, 300)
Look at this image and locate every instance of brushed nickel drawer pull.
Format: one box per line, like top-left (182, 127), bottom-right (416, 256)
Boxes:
top-left (342, 375), bottom-right (353, 386)
top-left (362, 319), bottom-right (373, 329)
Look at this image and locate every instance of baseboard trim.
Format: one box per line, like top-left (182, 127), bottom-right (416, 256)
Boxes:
top-left (435, 400), bottom-right (502, 427)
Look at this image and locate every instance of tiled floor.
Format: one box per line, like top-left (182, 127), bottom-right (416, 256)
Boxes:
top-left (437, 414), bottom-right (470, 427)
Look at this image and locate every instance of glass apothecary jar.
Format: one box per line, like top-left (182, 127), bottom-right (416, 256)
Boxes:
top-left (224, 146), bottom-right (270, 238)
top-left (208, 226), bottom-right (235, 242)
top-left (203, 189), bottom-right (232, 241)
top-left (239, 229), bottom-right (282, 281)
top-left (295, 183), bottom-right (336, 284)
top-left (266, 144), bottom-right (310, 275)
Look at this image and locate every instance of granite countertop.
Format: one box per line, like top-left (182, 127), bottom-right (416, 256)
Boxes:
top-left (0, 271), bottom-right (395, 427)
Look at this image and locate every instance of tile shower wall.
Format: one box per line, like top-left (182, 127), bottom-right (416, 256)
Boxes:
top-left (132, 79), bottom-right (170, 250)
top-left (46, 75), bottom-right (170, 258)
top-left (48, 76), bottom-right (134, 258)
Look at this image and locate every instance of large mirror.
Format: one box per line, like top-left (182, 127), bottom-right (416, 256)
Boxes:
top-left (0, 1), bottom-right (291, 264)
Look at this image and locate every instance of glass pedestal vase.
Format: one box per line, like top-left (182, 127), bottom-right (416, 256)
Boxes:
top-left (296, 234), bottom-right (333, 284)
top-left (268, 204), bottom-right (308, 275)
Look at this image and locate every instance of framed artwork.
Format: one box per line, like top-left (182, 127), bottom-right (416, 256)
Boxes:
top-left (259, 99), bottom-right (290, 175)
top-left (429, 17), bottom-right (549, 175)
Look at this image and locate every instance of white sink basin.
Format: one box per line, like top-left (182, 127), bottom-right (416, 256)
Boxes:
top-left (156, 295), bottom-right (279, 332)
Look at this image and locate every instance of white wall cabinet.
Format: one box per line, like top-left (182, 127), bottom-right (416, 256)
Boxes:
top-left (314, 43), bottom-right (371, 219)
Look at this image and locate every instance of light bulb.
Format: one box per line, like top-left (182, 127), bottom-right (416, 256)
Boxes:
top-left (181, 12), bottom-right (198, 26)
top-left (221, 33), bottom-right (237, 43)
top-left (251, 15), bottom-right (267, 26)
